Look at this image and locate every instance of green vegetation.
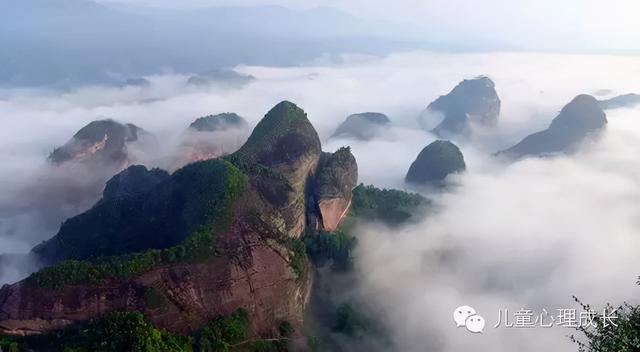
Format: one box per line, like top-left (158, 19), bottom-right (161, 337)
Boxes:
top-left (315, 147), bottom-right (357, 200)
top-left (332, 304), bottom-right (371, 338)
top-left (12, 312), bottom-right (192, 352)
top-left (573, 300), bottom-right (640, 352)
top-left (30, 228), bottom-right (218, 289)
top-left (29, 160), bottom-right (248, 290)
top-left (350, 184), bottom-right (428, 226)
top-left (0, 336), bottom-right (19, 352)
top-left (304, 230), bottom-right (356, 272)
top-left (189, 113), bottom-right (247, 132)
top-left (9, 310), bottom-right (292, 352)
top-left (197, 310), bottom-right (291, 352)
top-left (286, 238), bottom-right (307, 282)
top-left (223, 153), bottom-right (283, 179)
top-left (199, 310), bottom-right (250, 352)
top-left (405, 140), bottom-right (466, 185)
top-left (239, 101), bottom-right (309, 160)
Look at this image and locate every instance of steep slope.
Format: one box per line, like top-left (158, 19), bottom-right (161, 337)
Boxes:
top-left (0, 101), bottom-right (357, 341)
top-left (405, 140), bottom-right (466, 186)
top-left (420, 76), bottom-right (501, 137)
top-left (499, 94), bottom-right (607, 158)
top-left (331, 112), bottom-right (391, 141)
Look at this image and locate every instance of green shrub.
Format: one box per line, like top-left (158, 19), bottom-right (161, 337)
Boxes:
top-left (0, 336), bottom-right (19, 352)
top-left (304, 231), bottom-right (356, 272)
top-left (350, 184), bottom-right (428, 226)
top-left (199, 309), bottom-right (250, 352)
top-left (333, 304), bottom-right (370, 338)
top-left (573, 300), bottom-right (640, 352)
top-left (286, 238), bottom-right (307, 282)
top-left (28, 312), bottom-right (193, 352)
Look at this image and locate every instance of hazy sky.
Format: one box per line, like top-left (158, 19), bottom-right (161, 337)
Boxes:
top-left (100, 0), bottom-right (640, 52)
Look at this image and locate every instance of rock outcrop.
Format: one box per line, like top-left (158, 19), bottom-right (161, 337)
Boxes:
top-left (599, 93), bottom-right (640, 110)
top-left (331, 112), bottom-right (391, 141)
top-left (312, 147), bottom-right (358, 232)
top-left (0, 101), bottom-right (357, 341)
top-left (48, 119), bottom-right (152, 167)
top-left (421, 76), bottom-right (501, 137)
top-left (499, 94), bottom-right (607, 158)
top-left (405, 140), bottom-right (466, 186)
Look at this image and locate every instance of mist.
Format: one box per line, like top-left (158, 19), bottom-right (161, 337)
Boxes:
top-left (0, 51), bottom-right (639, 352)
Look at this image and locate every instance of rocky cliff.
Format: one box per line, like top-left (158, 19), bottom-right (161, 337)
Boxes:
top-left (421, 76), bottom-right (501, 137)
top-left (0, 101), bottom-right (357, 342)
top-left (499, 94), bottom-right (607, 158)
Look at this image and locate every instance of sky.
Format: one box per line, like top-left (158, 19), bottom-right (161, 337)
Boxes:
top-left (99, 0), bottom-right (640, 53)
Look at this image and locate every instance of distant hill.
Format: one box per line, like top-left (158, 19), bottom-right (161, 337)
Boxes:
top-left (406, 140), bottom-right (466, 186)
top-left (331, 112), bottom-right (391, 141)
top-left (421, 76), bottom-right (501, 137)
top-left (499, 94), bottom-right (607, 158)
top-left (0, 0), bottom-right (424, 87)
top-left (599, 93), bottom-right (640, 109)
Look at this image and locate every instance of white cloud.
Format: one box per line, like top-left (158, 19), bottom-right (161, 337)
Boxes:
top-left (0, 51), bottom-right (639, 352)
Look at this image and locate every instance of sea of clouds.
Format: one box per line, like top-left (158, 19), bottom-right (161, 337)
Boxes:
top-left (0, 51), bottom-right (639, 351)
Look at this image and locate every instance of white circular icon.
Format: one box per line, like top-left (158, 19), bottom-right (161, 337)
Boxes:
top-left (465, 314), bottom-right (485, 333)
top-left (453, 305), bottom-right (476, 327)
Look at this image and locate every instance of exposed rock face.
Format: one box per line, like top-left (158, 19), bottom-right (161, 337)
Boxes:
top-left (313, 147), bottom-right (358, 231)
top-left (0, 101), bottom-right (356, 339)
top-left (331, 112), bottom-right (391, 141)
top-left (234, 101), bottom-right (323, 238)
top-left (500, 94), bottom-right (607, 158)
top-left (405, 140), bottom-right (466, 186)
top-left (421, 76), bottom-right (501, 136)
top-left (188, 113), bottom-right (249, 132)
top-left (599, 93), bottom-right (640, 109)
top-left (48, 119), bottom-right (151, 167)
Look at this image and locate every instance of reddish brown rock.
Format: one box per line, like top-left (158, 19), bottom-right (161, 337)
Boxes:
top-left (317, 198), bottom-right (352, 232)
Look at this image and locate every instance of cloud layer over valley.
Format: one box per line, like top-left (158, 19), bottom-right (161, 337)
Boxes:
top-left (0, 51), bottom-right (639, 351)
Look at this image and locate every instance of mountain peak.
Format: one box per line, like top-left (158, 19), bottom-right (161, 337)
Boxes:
top-left (499, 94), bottom-right (607, 158)
top-left (406, 140), bottom-right (466, 186)
top-left (238, 101), bottom-right (320, 168)
top-left (423, 76), bottom-right (501, 137)
top-left (331, 112), bottom-right (391, 141)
